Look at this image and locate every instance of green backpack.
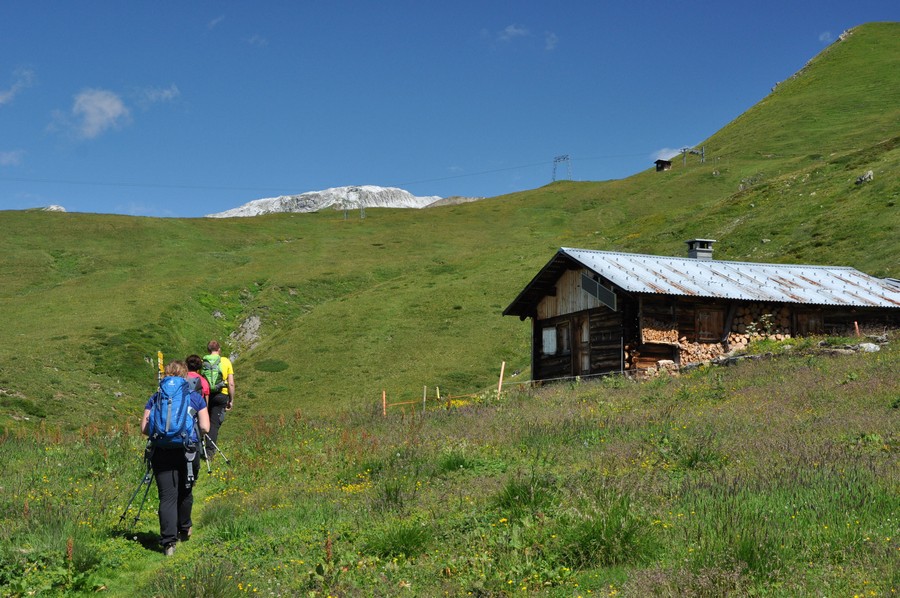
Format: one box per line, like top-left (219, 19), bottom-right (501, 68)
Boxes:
top-left (201, 354), bottom-right (226, 394)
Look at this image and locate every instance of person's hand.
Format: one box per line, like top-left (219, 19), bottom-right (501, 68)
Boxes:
top-left (226, 399), bottom-right (233, 411)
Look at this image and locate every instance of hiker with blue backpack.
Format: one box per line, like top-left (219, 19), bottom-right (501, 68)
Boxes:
top-left (202, 340), bottom-right (234, 459)
top-left (141, 359), bottom-right (209, 556)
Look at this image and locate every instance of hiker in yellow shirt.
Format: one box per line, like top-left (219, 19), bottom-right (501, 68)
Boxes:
top-left (203, 340), bottom-right (235, 458)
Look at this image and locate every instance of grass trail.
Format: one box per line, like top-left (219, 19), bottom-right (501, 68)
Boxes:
top-left (2, 337), bottom-right (896, 596)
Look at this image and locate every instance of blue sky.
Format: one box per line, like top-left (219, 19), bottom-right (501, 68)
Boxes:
top-left (1, 2), bottom-right (897, 218)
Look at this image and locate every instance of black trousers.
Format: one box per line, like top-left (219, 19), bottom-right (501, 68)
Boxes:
top-left (206, 391), bottom-right (228, 457)
top-left (151, 447), bottom-right (199, 546)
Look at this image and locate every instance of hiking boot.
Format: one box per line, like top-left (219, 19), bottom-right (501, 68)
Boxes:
top-left (177, 527), bottom-right (192, 542)
top-left (163, 543), bottom-right (176, 557)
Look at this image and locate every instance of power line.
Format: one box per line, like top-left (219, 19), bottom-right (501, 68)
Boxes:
top-left (0, 175), bottom-right (287, 193)
top-left (572, 152), bottom-right (649, 162)
top-left (0, 151), bottom-right (655, 195)
top-left (393, 160), bottom-right (550, 187)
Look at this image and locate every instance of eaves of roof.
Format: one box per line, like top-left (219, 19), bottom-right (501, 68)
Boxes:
top-left (503, 247), bottom-right (900, 318)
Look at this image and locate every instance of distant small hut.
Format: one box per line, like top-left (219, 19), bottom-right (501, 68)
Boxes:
top-left (655, 159), bottom-right (672, 172)
top-left (503, 240), bottom-right (900, 381)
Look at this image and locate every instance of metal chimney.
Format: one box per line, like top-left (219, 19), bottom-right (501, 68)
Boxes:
top-left (686, 239), bottom-right (716, 260)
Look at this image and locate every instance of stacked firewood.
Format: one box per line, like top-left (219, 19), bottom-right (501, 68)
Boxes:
top-left (625, 349), bottom-right (657, 370)
top-left (640, 318), bottom-right (679, 344)
top-left (627, 339), bottom-right (728, 371)
top-left (678, 340), bottom-right (727, 364)
top-left (629, 304), bottom-right (795, 370)
top-left (727, 304), bottom-right (792, 351)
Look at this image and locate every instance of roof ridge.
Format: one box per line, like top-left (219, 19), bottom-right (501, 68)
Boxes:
top-left (559, 247), bottom-right (858, 271)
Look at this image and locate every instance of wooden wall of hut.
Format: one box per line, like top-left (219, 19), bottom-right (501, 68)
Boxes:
top-left (589, 306), bottom-right (625, 373)
top-left (536, 268), bottom-right (604, 320)
top-left (530, 313), bottom-right (575, 381)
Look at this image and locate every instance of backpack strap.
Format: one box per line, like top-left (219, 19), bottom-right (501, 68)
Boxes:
top-left (184, 449), bottom-right (196, 488)
top-left (182, 399), bottom-right (198, 488)
top-left (185, 376), bottom-right (203, 394)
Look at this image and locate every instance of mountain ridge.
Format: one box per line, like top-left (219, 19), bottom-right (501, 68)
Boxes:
top-left (205, 185), bottom-right (481, 217)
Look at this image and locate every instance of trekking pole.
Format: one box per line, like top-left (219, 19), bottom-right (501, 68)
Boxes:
top-left (200, 433), bottom-right (212, 473)
top-left (119, 351), bottom-right (165, 527)
top-left (118, 456), bottom-right (154, 528)
top-left (204, 434), bottom-right (230, 464)
top-left (118, 354), bottom-right (164, 528)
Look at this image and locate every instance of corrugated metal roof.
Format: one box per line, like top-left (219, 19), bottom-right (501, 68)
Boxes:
top-left (560, 247), bottom-right (900, 308)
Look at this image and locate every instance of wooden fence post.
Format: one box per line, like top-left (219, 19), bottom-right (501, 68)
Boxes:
top-left (498, 361), bottom-right (506, 397)
top-left (382, 390), bottom-right (387, 417)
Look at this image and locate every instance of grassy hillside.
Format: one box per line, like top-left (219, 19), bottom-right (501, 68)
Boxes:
top-left (0, 21), bottom-right (898, 598)
top-left (2, 336), bottom-right (897, 595)
top-left (2, 24), bottom-right (897, 433)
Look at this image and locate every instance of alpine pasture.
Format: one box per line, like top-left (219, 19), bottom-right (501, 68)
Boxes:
top-left (0, 22), bottom-right (898, 597)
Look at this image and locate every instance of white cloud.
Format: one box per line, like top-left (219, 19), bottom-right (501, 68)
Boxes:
top-left (0, 68), bottom-right (35, 106)
top-left (246, 34), bottom-right (269, 47)
top-left (652, 147), bottom-right (682, 161)
top-left (208, 15), bottom-right (225, 29)
top-left (0, 150), bottom-right (25, 167)
top-left (71, 89), bottom-right (131, 139)
top-left (50, 84), bottom-right (176, 139)
top-left (819, 31), bottom-right (833, 43)
top-left (499, 24), bottom-right (529, 42)
top-left (544, 32), bottom-right (558, 51)
top-left (139, 84), bottom-right (181, 107)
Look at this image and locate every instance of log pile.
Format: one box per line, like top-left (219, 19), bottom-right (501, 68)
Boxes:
top-left (726, 304), bottom-right (792, 351)
top-left (628, 338), bottom-right (728, 371)
top-left (629, 304), bottom-right (795, 370)
top-left (640, 317), bottom-right (679, 344)
top-left (624, 344), bottom-right (666, 369)
top-left (678, 339), bottom-right (727, 364)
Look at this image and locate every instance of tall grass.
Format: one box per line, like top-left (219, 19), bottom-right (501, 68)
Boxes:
top-left (1, 338), bottom-right (895, 595)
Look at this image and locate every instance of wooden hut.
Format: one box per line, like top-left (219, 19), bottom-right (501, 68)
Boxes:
top-left (503, 240), bottom-right (900, 381)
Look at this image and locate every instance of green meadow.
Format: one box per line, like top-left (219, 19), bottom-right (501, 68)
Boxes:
top-left (0, 22), bottom-right (898, 596)
top-left (2, 342), bottom-right (898, 596)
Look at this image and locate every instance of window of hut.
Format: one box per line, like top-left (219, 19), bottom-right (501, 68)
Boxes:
top-left (541, 327), bottom-right (557, 356)
top-left (541, 322), bottom-right (572, 356)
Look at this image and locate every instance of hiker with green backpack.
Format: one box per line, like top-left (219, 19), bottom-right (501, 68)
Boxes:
top-left (202, 340), bottom-right (235, 459)
top-left (141, 360), bottom-right (209, 556)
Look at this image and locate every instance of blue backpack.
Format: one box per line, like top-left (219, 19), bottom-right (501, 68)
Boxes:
top-left (147, 376), bottom-right (197, 449)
